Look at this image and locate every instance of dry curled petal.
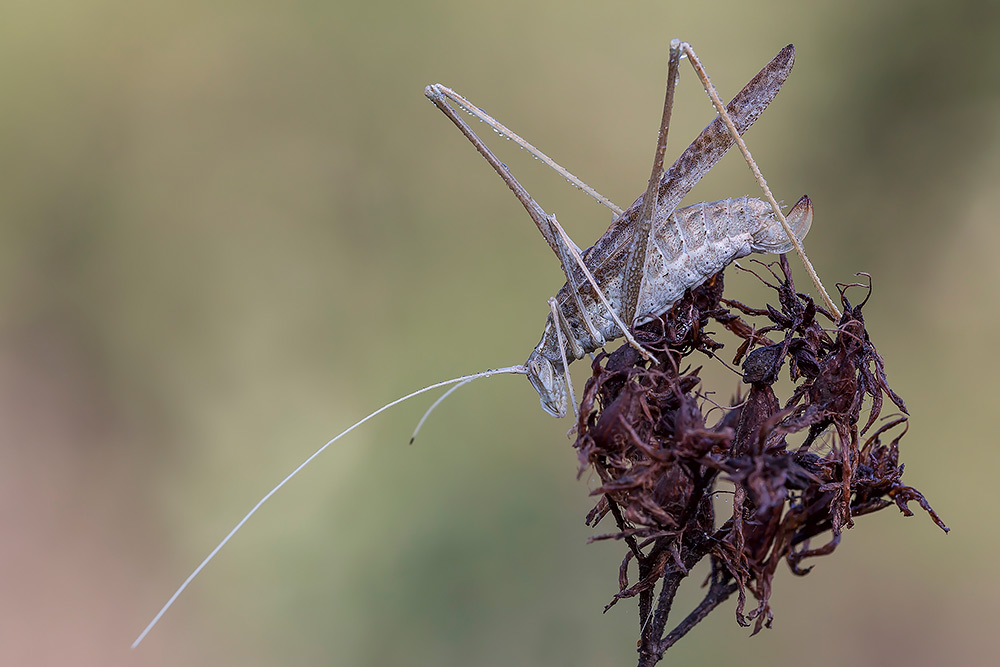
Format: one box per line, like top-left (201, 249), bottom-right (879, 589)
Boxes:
top-left (573, 256), bottom-right (946, 666)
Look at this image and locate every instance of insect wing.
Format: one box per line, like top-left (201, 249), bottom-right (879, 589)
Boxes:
top-left (653, 44), bottom-right (795, 221)
top-left (584, 45), bottom-right (795, 267)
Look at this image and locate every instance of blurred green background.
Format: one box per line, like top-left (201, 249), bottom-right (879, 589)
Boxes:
top-left (2, 1), bottom-right (997, 665)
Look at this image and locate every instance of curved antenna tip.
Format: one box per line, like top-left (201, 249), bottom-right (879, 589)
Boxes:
top-left (130, 363), bottom-right (528, 649)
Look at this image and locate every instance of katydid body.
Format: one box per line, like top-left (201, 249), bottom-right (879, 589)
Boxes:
top-left (426, 42), bottom-right (811, 417)
top-left (133, 41), bottom-right (820, 649)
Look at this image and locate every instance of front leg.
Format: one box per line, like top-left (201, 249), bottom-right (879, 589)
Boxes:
top-left (622, 40), bottom-right (682, 328)
top-left (425, 84), bottom-right (653, 359)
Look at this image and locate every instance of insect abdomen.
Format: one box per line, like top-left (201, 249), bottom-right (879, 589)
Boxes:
top-left (638, 197), bottom-right (761, 322)
top-left (537, 196), bottom-right (807, 365)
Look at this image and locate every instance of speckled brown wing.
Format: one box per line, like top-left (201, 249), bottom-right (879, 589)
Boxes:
top-left (578, 44), bottom-right (795, 281)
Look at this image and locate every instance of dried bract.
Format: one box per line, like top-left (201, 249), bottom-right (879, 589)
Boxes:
top-left (573, 256), bottom-right (946, 667)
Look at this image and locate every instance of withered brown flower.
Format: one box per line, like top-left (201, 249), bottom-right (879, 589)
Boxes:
top-left (573, 256), bottom-right (947, 667)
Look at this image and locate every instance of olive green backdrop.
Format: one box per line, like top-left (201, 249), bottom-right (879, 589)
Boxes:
top-left (1, 1), bottom-right (997, 665)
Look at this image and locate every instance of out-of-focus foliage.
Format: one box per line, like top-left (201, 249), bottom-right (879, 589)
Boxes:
top-left (0, 1), bottom-right (996, 666)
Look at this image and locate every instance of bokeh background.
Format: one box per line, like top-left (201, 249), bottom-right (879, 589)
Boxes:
top-left (2, 1), bottom-right (998, 665)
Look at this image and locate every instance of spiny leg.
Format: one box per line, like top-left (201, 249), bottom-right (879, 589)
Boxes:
top-left (425, 84), bottom-right (603, 344)
top-left (621, 40), bottom-right (683, 328)
top-left (641, 44), bottom-right (794, 225)
top-left (425, 84), bottom-right (561, 250)
top-left (548, 297), bottom-right (579, 422)
top-left (427, 85), bottom-right (623, 216)
top-left (425, 84), bottom-right (653, 360)
top-left (676, 42), bottom-right (840, 318)
top-left (548, 213), bottom-right (655, 361)
top-left (552, 294), bottom-right (585, 361)
top-left (546, 217), bottom-right (609, 349)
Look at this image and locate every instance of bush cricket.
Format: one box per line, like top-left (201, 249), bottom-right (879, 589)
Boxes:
top-left (132, 39), bottom-right (833, 648)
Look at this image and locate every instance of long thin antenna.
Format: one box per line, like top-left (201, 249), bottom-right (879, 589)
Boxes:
top-left (131, 365), bottom-right (527, 649)
top-left (409, 379), bottom-right (474, 445)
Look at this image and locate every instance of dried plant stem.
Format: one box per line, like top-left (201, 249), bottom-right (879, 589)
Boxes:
top-left (638, 535), bottom-right (724, 667)
top-left (575, 259), bottom-right (944, 664)
top-left (639, 574), bottom-right (682, 666)
top-left (657, 580), bottom-right (739, 654)
top-left (678, 41), bottom-right (841, 319)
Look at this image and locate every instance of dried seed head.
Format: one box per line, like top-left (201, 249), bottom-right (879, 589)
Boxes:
top-left (573, 257), bottom-right (945, 663)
